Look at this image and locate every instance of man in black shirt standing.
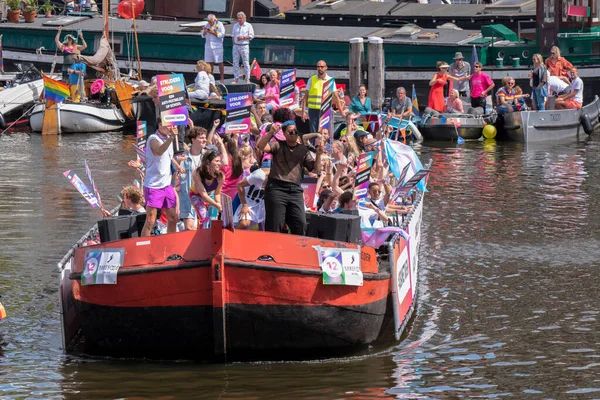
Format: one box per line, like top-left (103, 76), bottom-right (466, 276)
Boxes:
top-left (257, 119), bottom-right (323, 235)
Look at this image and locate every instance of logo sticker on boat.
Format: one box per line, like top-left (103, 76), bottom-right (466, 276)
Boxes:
top-left (82, 248), bottom-right (125, 285)
top-left (314, 246), bottom-right (363, 286)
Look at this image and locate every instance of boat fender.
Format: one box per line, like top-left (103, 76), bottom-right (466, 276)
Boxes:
top-left (580, 113), bottom-right (593, 135)
top-left (0, 112), bottom-right (6, 130)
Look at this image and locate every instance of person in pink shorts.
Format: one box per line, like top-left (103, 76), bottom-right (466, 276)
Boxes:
top-left (141, 120), bottom-right (180, 236)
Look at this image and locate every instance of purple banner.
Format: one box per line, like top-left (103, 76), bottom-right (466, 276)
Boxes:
top-left (63, 170), bottom-right (100, 208)
top-left (353, 151), bottom-right (374, 199)
top-left (225, 92), bottom-right (252, 134)
top-left (319, 78), bottom-right (335, 132)
top-left (157, 74), bottom-right (189, 126)
top-left (279, 69), bottom-right (296, 108)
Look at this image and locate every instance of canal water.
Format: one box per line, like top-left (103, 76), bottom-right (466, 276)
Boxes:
top-left (0, 131), bottom-right (599, 399)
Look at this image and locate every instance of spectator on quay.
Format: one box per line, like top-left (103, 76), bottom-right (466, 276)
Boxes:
top-left (445, 89), bottom-right (464, 113)
top-left (232, 12), bottom-right (254, 84)
top-left (449, 52), bottom-right (471, 97)
top-left (350, 84), bottom-right (372, 114)
top-left (530, 53), bottom-right (549, 111)
top-left (201, 14), bottom-right (225, 83)
top-left (555, 67), bottom-right (583, 110)
top-left (469, 62), bottom-right (495, 112)
top-left (257, 120), bottom-right (323, 235)
top-left (545, 46), bottom-right (573, 84)
top-left (141, 119), bottom-right (179, 236)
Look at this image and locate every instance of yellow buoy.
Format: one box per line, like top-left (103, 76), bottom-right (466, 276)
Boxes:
top-left (482, 124), bottom-right (497, 139)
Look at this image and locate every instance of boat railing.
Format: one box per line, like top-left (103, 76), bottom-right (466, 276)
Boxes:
top-left (56, 205), bottom-right (120, 272)
top-left (557, 32), bottom-right (600, 39)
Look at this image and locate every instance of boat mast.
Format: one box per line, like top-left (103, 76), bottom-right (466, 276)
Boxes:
top-left (104, 0), bottom-right (109, 39)
top-left (131, 0), bottom-right (142, 79)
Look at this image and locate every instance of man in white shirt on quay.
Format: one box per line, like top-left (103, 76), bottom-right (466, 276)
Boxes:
top-left (232, 12), bottom-right (254, 84)
top-left (201, 14), bottom-right (225, 84)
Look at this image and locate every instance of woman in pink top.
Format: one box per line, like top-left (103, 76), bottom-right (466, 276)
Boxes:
top-left (469, 62), bottom-right (495, 113)
top-left (445, 89), bottom-right (464, 113)
top-left (264, 69), bottom-right (281, 112)
top-left (220, 134), bottom-right (244, 199)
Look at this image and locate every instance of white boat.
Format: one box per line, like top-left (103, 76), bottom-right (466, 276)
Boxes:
top-left (497, 96), bottom-right (600, 142)
top-left (29, 102), bottom-right (129, 133)
top-left (0, 64), bottom-right (49, 129)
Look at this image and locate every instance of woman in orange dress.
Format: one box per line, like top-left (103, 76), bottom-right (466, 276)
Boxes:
top-left (428, 61), bottom-right (468, 112)
top-left (545, 46), bottom-right (573, 84)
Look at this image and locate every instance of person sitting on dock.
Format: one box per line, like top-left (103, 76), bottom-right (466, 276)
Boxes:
top-left (189, 60), bottom-right (212, 101)
top-left (202, 14), bottom-right (226, 84)
top-left (390, 87), bottom-right (413, 119)
top-left (545, 46), bottom-right (573, 85)
top-left (495, 76), bottom-right (516, 114)
top-left (257, 120), bottom-right (323, 235)
top-left (469, 62), bottom-right (494, 113)
top-left (445, 89), bottom-right (464, 113)
top-left (555, 68), bottom-right (583, 110)
top-left (450, 52), bottom-right (471, 97)
top-left (67, 50), bottom-right (86, 103)
top-left (55, 26), bottom-right (87, 82)
top-left (349, 84), bottom-right (372, 115)
top-left (141, 119), bottom-right (180, 236)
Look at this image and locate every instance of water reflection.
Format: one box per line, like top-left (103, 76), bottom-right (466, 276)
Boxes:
top-left (1, 131), bottom-right (600, 398)
top-left (394, 139), bottom-right (600, 398)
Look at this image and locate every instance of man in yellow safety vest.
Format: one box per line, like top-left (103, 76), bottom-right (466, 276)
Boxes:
top-left (302, 60), bottom-right (334, 134)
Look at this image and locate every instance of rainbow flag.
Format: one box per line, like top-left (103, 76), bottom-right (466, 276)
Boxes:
top-left (43, 74), bottom-right (70, 103)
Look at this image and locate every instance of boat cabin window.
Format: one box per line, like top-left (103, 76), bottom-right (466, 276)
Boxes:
top-left (95, 35), bottom-right (123, 56)
top-left (264, 46), bottom-right (295, 65)
top-left (201, 0), bottom-right (227, 13)
top-left (544, 0), bottom-right (556, 22)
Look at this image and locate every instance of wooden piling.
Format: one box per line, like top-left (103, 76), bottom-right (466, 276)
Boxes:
top-left (367, 37), bottom-right (385, 111)
top-left (349, 37), bottom-right (364, 99)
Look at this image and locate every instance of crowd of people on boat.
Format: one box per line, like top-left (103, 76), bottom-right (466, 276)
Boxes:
top-left (424, 48), bottom-right (584, 114)
top-left (107, 58), bottom-right (418, 239)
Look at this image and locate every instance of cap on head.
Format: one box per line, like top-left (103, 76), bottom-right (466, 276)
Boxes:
top-left (453, 52), bottom-right (464, 60)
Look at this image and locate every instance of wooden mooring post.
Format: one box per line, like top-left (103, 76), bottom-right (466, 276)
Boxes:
top-left (367, 37), bottom-right (385, 111)
top-left (349, 37), bottom-right (364, 99)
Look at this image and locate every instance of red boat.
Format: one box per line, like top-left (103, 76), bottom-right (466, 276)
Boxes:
top-left (58, 192), bottom-right (424, 361)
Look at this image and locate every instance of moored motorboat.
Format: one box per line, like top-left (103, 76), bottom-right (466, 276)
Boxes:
top-left (29, 102), bottom-right (131, 133)
top-left (419, 111), bottom-right (498, 141)
top-left (57, 190), bottom-right (425, 361)
top-left (496, 95), bottom-right (600, 142)
top-left (0, 64), bottom-right (51, 129)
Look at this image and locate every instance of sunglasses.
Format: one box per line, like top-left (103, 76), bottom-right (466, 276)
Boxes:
top-left (322, 185), bottom-right (331, 189)
top-left (550, 52), bottom-right (556, 55)
top-left (474, 66), bottom-right (482, 69)
top-left (288, 129), bottom-right (298, 135)
top-left (509, 82), bottom-right (515, 85)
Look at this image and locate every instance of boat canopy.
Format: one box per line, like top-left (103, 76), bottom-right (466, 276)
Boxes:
top-left (481, 24), bottom-right (518, 42)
